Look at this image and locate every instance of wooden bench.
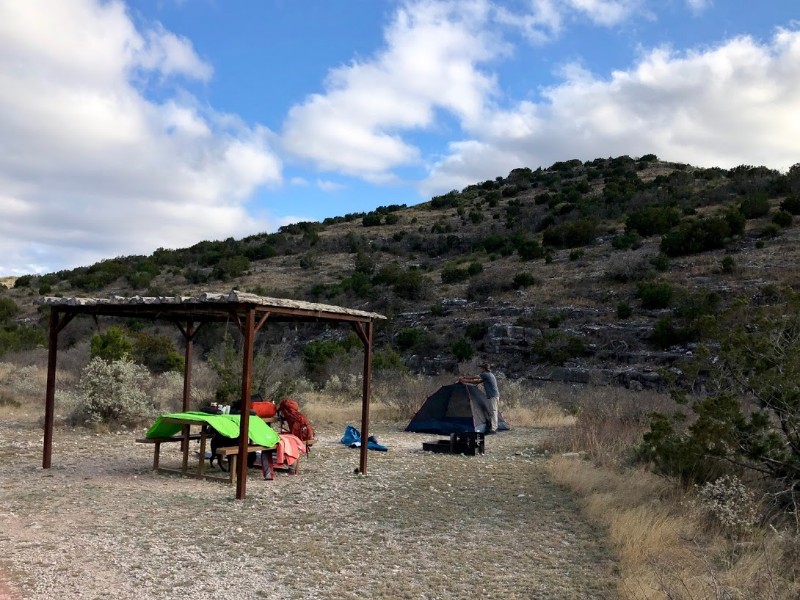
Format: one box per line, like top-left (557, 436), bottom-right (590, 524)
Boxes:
top-left (136, 434), bottom-right (203, 470)
top-left (215, 444), bottom-right (275, 483)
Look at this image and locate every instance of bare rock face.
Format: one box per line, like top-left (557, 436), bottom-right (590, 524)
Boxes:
top-left (485, 323), bottom-right (541, 353)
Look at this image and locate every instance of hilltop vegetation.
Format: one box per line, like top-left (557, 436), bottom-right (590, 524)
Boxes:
top-left (4, 154), bottom-right (800, 384)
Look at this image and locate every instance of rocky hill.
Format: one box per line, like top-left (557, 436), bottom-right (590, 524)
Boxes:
top-left (4, 155), bottom-right (800, 389)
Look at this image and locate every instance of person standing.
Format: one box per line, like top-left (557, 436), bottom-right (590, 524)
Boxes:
top-left (459, 363), bottom-right (500, 433)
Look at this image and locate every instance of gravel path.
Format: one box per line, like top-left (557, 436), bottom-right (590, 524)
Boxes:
top-left (0, 414), bottom-right (619, 599)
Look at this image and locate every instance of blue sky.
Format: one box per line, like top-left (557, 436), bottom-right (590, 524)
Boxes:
top-left (1, 0), bottom-right (799, 276)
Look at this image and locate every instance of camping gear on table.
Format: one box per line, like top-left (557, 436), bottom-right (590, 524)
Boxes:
top-left (277, 399), bottom-right (315, 443)
top-left (146, 411), bottom-right (280, 448)
top-left (405, 382), bottom-right (510, 435)
top-left (251, 401), bottom-right (276, 419)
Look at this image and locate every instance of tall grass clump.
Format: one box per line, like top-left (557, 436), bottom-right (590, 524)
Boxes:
top-left (539, 385), bottom-right (671, 466)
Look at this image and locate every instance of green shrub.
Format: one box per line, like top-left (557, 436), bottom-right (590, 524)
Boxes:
top-left (779, 194), bottom-right (800, 215)
top-left (513, 272), bottom-right (537, 288)
top-left (468, 210), bottom-right (483, 224)
top-left (532, 332), bottom-right (587, 365)
top-left (660, 217), bottom-right (731, 257)
top-left (0, 298), bottom-right (18, 323)
top-left (392, 269), bottom-right (428, 301)
top-left (467, 261), bottom-right (483, 276)
top-left (0, 323), bottom-right (46, 357)
top-left (516, 238), bottom-right (545, 260)
top-left (721, 256), bottom-right (736, 274)
top-left (772, 209), bottom-right (793, 228)
top-left (569, 249), bottom-right (584, 261)
top-left (650, 317), bottom-right (684, 348)
top-left (649, 253), bottom-right (670, 272)
top-left (133, 332), bottom-right (184, 373)
top-left (739, 193), bottom-right (770, 219)
top-left (372, 346), bottom-right (407, 372)
top-left (724, 209), bottom-right (746, 236)
top-left (211, 255), bottom-right (250, 280)
top-left (617, 302), bottom-right (632, 319)
top-left (441, 263), bottom-right (470, 284)
top-left (362, 212), bottom-right (382, 226)
top-left (184, 268), bottom-right (209, 284)
top-left (625, 207), bottom-right (681, 237)
top-left (299, 253), bottom-right (317, 269)
top-left (451, 338), bottom-right (474, 361)
top-left (637, 282), bottom-right (673, 309)
top-left (13, 275), bottom-right (32, 289)
top-left (90, 326), bottom-right (133, 362)
top-left (760, 223), bottom-right (780, 238)
top-left (396, 328), bottom-right (430, 352)
top-left (542, 219), bottom-right (597, 248)
top-left (611, 231), bottom-right (642, 250)
top-left (465, 322), bottom-right (488, 341)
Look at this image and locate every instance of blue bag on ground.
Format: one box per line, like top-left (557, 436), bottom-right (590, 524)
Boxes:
top-left (341, 424), bottom-right (388, 451)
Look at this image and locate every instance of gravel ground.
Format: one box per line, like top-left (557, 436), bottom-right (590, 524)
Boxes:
top-left (0, 413), bottom-right (619, 599)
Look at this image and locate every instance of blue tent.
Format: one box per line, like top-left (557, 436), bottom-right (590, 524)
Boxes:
top-left (404, 382), bottom-right (510, 435)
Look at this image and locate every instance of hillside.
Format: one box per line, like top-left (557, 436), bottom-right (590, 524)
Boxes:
top-left (3, 154), bottom-right (800, 389)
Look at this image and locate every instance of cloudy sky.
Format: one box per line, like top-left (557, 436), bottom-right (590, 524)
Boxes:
top-left (1, 0), bottom-right (798, 275)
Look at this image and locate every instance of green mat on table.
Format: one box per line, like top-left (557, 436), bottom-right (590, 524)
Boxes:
top-left (146, 411), bottom-right (279, 447)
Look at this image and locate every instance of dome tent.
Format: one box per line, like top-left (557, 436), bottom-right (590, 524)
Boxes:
top-left (405, 382), bottom-right (510, 435)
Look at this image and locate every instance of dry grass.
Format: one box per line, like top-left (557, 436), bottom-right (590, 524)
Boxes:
top-left (0, 403), bottom-right (619, 600)
top-left (541, 392), bottom-right (800, 600)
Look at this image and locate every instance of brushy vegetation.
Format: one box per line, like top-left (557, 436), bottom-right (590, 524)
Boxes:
top-left (4, 155), bottom-right (800, 597)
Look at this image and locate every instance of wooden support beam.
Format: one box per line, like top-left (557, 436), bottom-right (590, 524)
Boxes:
top-left (352, 321), bottom-right (373, 475)
top-left (236, 307), bottom-right (255, 500)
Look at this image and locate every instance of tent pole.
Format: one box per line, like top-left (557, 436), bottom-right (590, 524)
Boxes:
top-left (236, 307), bottom-right (255, 500)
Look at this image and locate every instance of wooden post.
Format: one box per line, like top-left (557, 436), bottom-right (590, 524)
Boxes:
top-left (236, 307), bottom-right (255, 500)
top-left (359, 321), bottom-right (373, 475)
top-left (181, 322), bottom-right (194, 412)
top-left (42, 309), bottom-right (59, 469)
top-left (179, 322), bottom-right (194, 468)
top-left (42, 308), bottom-right (75, 469)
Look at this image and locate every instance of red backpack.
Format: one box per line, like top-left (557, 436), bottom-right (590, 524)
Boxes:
top-left (277, 399), bottom-right (315, 442)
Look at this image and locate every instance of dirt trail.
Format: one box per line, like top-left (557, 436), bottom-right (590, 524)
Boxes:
top-left (0, 413), bottom-right (618, 599)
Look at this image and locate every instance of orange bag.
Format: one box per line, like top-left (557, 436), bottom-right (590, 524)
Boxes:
top-left (251, 401), bottom-right (276, 418)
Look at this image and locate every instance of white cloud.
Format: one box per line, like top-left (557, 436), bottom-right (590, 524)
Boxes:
top-left (281, 0), bottom-right (500, 179)
top-left (685, 0), bottom-right (712, 15)
top-left (0, 0), bottom-right (281, 275)
top-left (495, 0), bottom-right (644, 44)
top-left (422, 27), bottom-right (800, 196)
top-left (317, 180), bottom-right (345, 193)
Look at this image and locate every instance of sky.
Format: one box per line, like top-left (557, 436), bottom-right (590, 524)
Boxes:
top-left (1, 0), bottom-right (799, 276)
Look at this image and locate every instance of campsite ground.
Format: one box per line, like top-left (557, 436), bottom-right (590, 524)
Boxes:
top-left (0, 408), bottom-right (619, 600)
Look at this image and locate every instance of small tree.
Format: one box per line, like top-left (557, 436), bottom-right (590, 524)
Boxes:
top-left (640, 291), bottom-right (800, 512)
top-left (90, 326), bottom-right (133, 362)
top-left (451, 338), bottom-right (474, 362)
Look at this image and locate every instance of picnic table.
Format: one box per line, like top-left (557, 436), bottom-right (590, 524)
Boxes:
top-left (136, 411), bottom-right (279, 483)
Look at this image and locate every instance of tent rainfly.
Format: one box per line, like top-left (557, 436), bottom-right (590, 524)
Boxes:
top-left (405, 382), bottom-right (510, 435)
top-left (39, 291), bottom-right (385, 500)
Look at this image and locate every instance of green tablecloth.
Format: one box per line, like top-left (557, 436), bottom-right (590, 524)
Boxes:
top-left (146, 411), bottom-right (279, 447)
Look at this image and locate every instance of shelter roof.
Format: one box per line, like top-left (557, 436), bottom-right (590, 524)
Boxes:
top-left (38, 290), bottom-right (386, 324)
